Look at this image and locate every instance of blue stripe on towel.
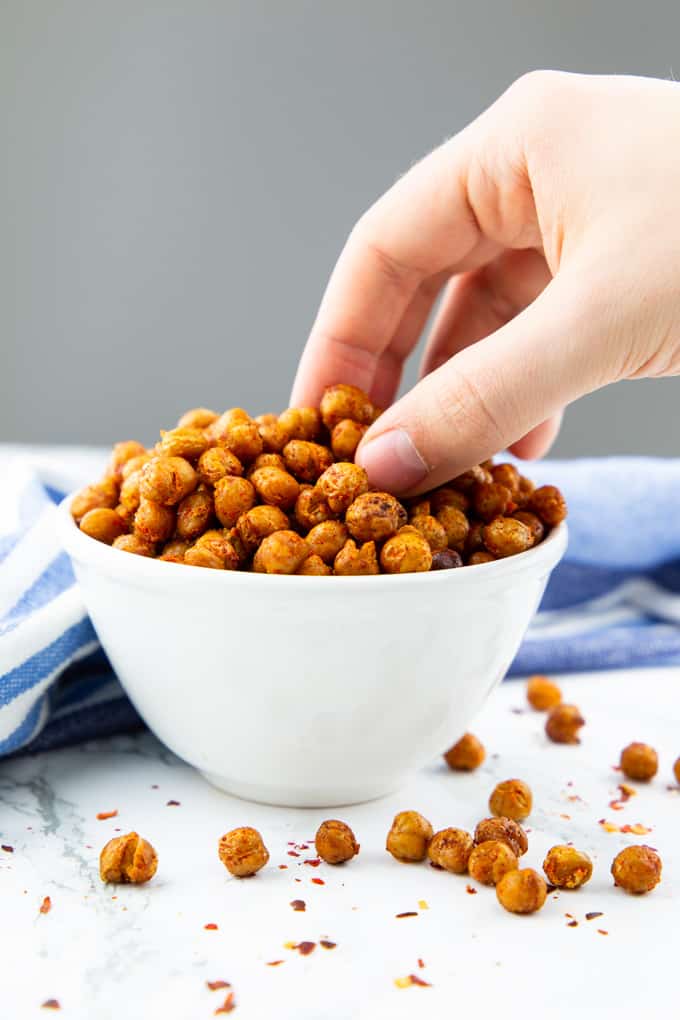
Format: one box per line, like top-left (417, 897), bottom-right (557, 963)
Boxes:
top-left (0, 552), bottom-right (76, 636)
top-left (0, 617), bottom-right (97, 707)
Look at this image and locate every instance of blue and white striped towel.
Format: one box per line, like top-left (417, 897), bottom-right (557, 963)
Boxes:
top-left (2, 447), bottom-right (680, 757)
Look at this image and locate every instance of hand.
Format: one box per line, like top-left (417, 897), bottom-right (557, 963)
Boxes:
top-left (291, 71), bottom-right (680, 493)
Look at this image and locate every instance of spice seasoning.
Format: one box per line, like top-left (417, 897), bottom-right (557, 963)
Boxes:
top-left (206, 981), bottom-right (231, 991)
top-left (290, 900), bottom-right (306, 912)
top-left (39, 896), bottom-right (52, 914)
top-left (96, 810), bottom-right (118, 821)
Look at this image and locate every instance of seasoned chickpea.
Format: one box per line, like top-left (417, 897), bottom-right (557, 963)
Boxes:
top-left (436, 505), bottom-right (470, 551)
top-left (380, 526), bottom-right (433, 574)
top-left (482, 517), bottom-right (532, 558)
top-left (176, 407), bottom-right (219, 429)
top-left (515, 474), bottom-right (535, 508)
top-left (79, 508), bottom-right (127, 545)
top-left (473, 482), bottom-right (512, 522)
top-left (119, 470), bottom-right (143, 517)
top-left (236, 505), bottom-right (289, 551)
top-left (253, 530), bottom-right (309, 574)
top-left (297, 554), bottom-right (333, 575)
top-left (345, 492), bottom-right (403, 543)
top-left (465, 520), bottom-right (485, 555)
top-left (294, 485), bottom-right (334, 529)
top-left (278, 407), bottom-right (323, 441)
top-left (214, 476), bottom-right (256, 527)
top-left (218, 826), bottom-right (269, 878)
top-left (159, 538), bottom-right (191, 562)
top-left (176, 488), bottom-right (214, 541)
top-left (529, 484), bottom-right (568, 526)
top-left (431, 487), bottom-right (469, 514)
top-left (496, 868), bottom-right (547, 914)
top-left (526, 675), bottom-right (562, 711)
top-left (334, 539), bottom-right (379, 575)
top-left (140, 456), bottom-right (198, 506)
top-left (386, 810), bottom-right (433, 862)
top-left (619, 742), bottom-right (658, 782)
top-left (410, 514), bottom-right (448, 552)
top-left (225, 527), bottom-right (249, 565)
top-left (306, 520), bottom-right (349, 563)
top-left (107, 440), bottom-right (147, 481)
top-left (159, 426), bottom-right (208, 461)
top-left (428, 828), bottom-right (474, 874)
top-left (255, 413), bottom-right (278, 427)
top-left (490, 463), bottom-right (520, 498)
top-left (674, 757), bottom-right (680, 785)
top-left (216, 420), bottom-right (263, 464)
top-left (71, 480), bottom-right (119, 522)
top-left (317, 462), bottom-right (369, 513)
top-left (543, 845), bottom-right (593, 889)
top-left (408, 497), bottom-right (431, 518)
top-left (512, 510), bottom-right (545, 546)
top-left (184, 529), bottom-right (240, 570)
top-left (112, 533), bottom-right (155, 557)
top-left (315, 820), bottom-right (360, 864)
top-left (257, 419), bottom-right (290, 452)
top-left (443, 733), bottom-right (485, 771)
top-left (100, 832), bottom-right (158, 884)
top-left (431, 549), bottom-right (464, 570)
top-left (197, 447), bottom-right (243, 486)
top-left (134, 499), bottom-right (176, 544)
top-left (474, 817), bottom-right (528, 858)
top-left (248, 452), bottom-right (286, 474)
top-left (489, 779), bottom-right (532, 821)
top-left (468, 550), bottom-right (496, 565)
top-left (330, 418), bottom-right (367, 460)
top-left (210, 407), bottom-right (251, 440)
top-left (468, 840), bottom-right (518, 885)
top-left (250, 467), bottom-right (300, 510)
top-left (611, 845), bottom-right (662, 894)
top-left (121, 453), bottom-right (151, 481)
top-left (545, 704), bottom-right (584, 744)
top-left (320, 383), bottom-right (375, 430)
top-left (451, 465), bottom-right (492, 492)
top-left (283, 440), bottom-right (334, 482)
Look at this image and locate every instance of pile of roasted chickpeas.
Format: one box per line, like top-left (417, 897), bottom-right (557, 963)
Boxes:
top-left (71, 383), bottom-right (567, 574)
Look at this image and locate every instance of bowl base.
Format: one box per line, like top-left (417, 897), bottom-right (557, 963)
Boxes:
top-left (199, 770), bottom-right (401, 808)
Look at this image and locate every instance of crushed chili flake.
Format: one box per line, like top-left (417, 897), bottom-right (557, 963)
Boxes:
top-left (320, 940), bottom-right (337, 950)
top-left (41, 1000), bottom-right (60, 1010)
top-left (429, 862), bottom-right (443, 870)
top-left (418, 899), bottom-right (429, 910)
top-left (585, 912), bottom-right (603, 921)
top-left (567, 794), bottom-right (583, 802)
top-left (39, 896), bottom-right (52, 915)
top-left (597, 929), bottom-right (609, 936)
top-left (466, 885), bottom-right (477, 895)
top-left (303, 858), bottom-right (321, 867)
top-left (599, 819), bottom-right (652, 835)
top-left (567, 920), bottom-right (578, 928)
top-left (1, 844), bottom-right (14, 853)
top-left (290, 899), bottom-right (306, 912)
top-left (204, 923), bottom-right (219, 930)
top-left (278, 865), bottom-right (288, 870)
top-left (297, 941), bottom-right (316, 956)
top-left (311, 877), bottom-right (325, 886)
top-left (267, 960), bottom-right (284, 967)
top-left (396, 911), bottom-right (418, 918)
top-left (418, 958), bottom-right (425, 969)
top-left (206, 980), bottom-right (231, 991)
top-left (299, 844), bottom-right (309, 850)
top-left (395, 974), bottom-right (431, 989)
top-left (96, 810), bottom-right (118, 821)
top-left (166, 800), bottom-right (181, 806)
top-left (559, 813), bottom-right (571, 820)
top-left (287, 851), bottom-right (300, 858)
top-left (214, 991), bottom-right (236, 1014)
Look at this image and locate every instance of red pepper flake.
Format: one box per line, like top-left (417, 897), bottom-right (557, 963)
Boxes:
top-left (287, 851), bottom-right (300, 858)
top-left (465, 885), bottom-right (477, 895)
top-left (214, 991), bottom-right (236, 1014)
top-left (567, 794), bottom-right (583, 802)
top-left (320, 940), bottom-right (337, 950)
top-left (585, 912), bottom-right (603, 921)
top-left (417, 958), bottom-right (426, 969)
top-left (303, 858), bottom-right (321, 867)
top-left (396, 911), bottom-right (418, 918)
top-left (597, 929), bottom-right (609, 936)
top-left (41, 1000), bottom-right (60, 1010)
top-left (429, 861), bottom-right (443, 870)
top-left (278, 864), bottom-right (288, 870)
top-left (206, 980), bottom-right (231, 991)
top-left (266, 960), bottom-right (284, 967)
top-left (559, 813), bottom-right (571, 820)
top-left (600, 819), bottom-right (652, 835)
top-left (96, 810), bottom-right (118, 821)
top-left (564, 912), bottom-right (574, 919)
top-left (290, 899), bottom-right (306, 912)
top-left (39, 896), bottom-right (52, 915)
top-left (294, 878), bottom-right (301, 883)
top-left (395, 974), bottom-right (431, 988)
top-left (166, 799), bottom-right (181, 806)
top-left (1, 844), bottom-right (14, 853)
top-left (204, 923), bottom-right (219, 930)
top-left (297, 941), bottom-right (316, 956)
top-left (311, 877), bottom-right (325, 886)
top-left (299, 844), bottom-right (309, 850)
top-left (567, 920), bottom-right (578, 928)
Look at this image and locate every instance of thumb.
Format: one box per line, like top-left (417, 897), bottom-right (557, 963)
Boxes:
top-left (355, 270), bottom-right (614, 494)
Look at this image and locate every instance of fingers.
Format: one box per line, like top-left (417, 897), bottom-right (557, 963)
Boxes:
top-left (508, 413), bottom-right (564, 460)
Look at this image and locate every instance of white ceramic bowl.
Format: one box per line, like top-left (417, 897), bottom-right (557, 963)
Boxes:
top-left (58, 497), bottom-right (567, 807)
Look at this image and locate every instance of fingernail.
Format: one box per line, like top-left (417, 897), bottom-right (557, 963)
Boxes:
top-left (357, 429), bottom-right (428, 492)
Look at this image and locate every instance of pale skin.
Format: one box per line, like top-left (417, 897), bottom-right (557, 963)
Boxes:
top-left (292, 71), bottom-right (680, 494)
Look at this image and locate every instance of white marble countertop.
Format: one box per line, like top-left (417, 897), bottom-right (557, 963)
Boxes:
top-left (1, 667), bottom-right (678, 1019)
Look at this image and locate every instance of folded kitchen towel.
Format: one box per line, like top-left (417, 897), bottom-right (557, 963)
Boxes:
top-left (2, 448), bottom-right (680, 757)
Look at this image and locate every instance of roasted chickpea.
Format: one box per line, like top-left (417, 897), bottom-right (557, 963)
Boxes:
top-left (512, 510), bottom-right (545, 547)
top-left (210, 407), bottom-right (251, 440)
top-left (257, 419), bottom-right (290, 452)
top-left (112, 533), bottom-right (156, 557)
top-left (184, 529), bottom-right (240, 570)
top-left (428, 828), bottom-right (474, 874)
top-left (100, 832), bottom-right (158, 884)
top-left (345, 492), bottom-right (403, 543)
top-left (197, 447), bottom-right (244, 487)
top-left (386, 810), bottom-right (433, 862)
top-left (108, 502), bottom-right (132, 527)
top-left (482, 517), bottom-right (532, 558)
top-left (543, 845), bottom-right (593, 889)
top-left (107, 440), bottom-right (147, 481)
top-left (320, 383), bottom-right (375, 430)
top-left (529, 484), bottom-right (568, 526)
top-left (296, 554), bottom-right (333, 575)
top-left (431, 548), bottom-right (464, 569)
top-left (473, 482), bottom-right (512, 522)
top-left (619, 742), bottom-right (658, 782)
top-left (334, 539), bottom-right (379, 575)
top-left (489, 779), bottom-right (532, 821)
top-left (408, 497), bottom-right (431, 518)
top-left (283, 440), bottom-right (333, 482)
top-left (330, 418), bottom-right (367, 460)
top-left (451, 465), bottom-right (492, 492)
top-left (380, 526), bottom-right (433, 574)
top-left (474, 817), bottom-right (528, 858)
top-left (294, 485), bottom-right (334, 529)
top-left (121, 453), bottom-right (151, 481)
top-left (248, 452), bottom-right (286, 475)
top-left (430, 487), bottom-right (469, 514)
top-left (216, 420), bottom-right (263, 464)
top-left (496, 868), bottom-right (547, 914)
top-left (159, 426), bottom-right (208, 461)
top-left (611, 845), bottom-right (662, 894)
top-left (214, 475), bottom-right (256, 527)
top-left (317, 462), bottom-right (369, 513)
top-left (225, 527), bottom-right (249, 565)
top-left (410, 514), bottom-right (448, 552)
top-left (158, 538), bottom-right (191, 562)
top-left (176, 487), bottom-right (214, 541)
top-left (468, 840), bottom-right (518, 885)
top-left (250, 466), bottom-right (300, 510)
top-left (176, 407), bottom-right (219, 429)
top-left (236, 505), bottom-right (290, 552)
top-left (443, 733), bottom-right (486, 771)
top-left (490, 463), bottom-right (520, 498)
top-left (140, 456), bottom-right (198, 506)
top-left (119, 470), bottom-right (143, 517)
top-left (253, 530), bottom-right (309, 574)
top-left (255, 413), bottom-right (278, 427)
top-left (545, 704), bottom-right (584, 744)
top-left (526, 675), bottom-right (562, 711)
top-left (79, 507), bottom-right (127, 545)
top-left (464, 520), bottom-right (484, 555)
top-left (218, 826), bottom-right (269, 878)
top-left (468, 550), bottom-right (496, 565)
top-left (436, 505), bottom-right (470, 551)
top-left (306, 520), bottom-right (349, 564)
top-left (315, 820), bottom-right (360, 864)
top-left (71, 480), bottom-right (119, 522)
top-left (515, 474), bottom-right (535, 508)
top-left (134, 499), bottom-right (176, 544)
top-left (278, 407), bottom-right (323, 442)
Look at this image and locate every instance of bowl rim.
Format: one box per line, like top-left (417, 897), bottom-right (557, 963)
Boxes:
top-left (57, 492), bottom-right (568, 590)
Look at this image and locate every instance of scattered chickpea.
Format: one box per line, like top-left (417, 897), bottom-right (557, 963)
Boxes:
top-left (218, 827), bottom-right (269, 877)
top-left (543, 845), bottom-right (593, 889)
top-left (468, 840), bottom-right (518, 885)
top-left (674, 757), bottom-right (680, 785)
top-left (315, 820), bottom-right (360, 864)
top-left (99, 832), bottom-right (158, 884)
top-left (474, 817), bottom-right (528, 858)
top-left (253, 530), bottom-right (309, 574)
top-left (545, 704), bottom-right (585, 744)
top-left (496, 868), bottom-right (547, 914)
top-left (489, 779), bottom-right (532, 821)
top-left (526, 675), bottom-right (562, 711)
top-left (619, 742), bottom-right (658, 781)
top-left (386, 811), bottom-right (433, 862)
top-left (443, 733), bottom-right (486, 771)
top-left (428, 828), bottom-right (474, 874)
top-left (611, 845), bottom-right (662, 894)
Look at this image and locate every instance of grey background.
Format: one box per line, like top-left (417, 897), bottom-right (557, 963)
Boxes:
top-left (2, 1), bottom-right (679, 454)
